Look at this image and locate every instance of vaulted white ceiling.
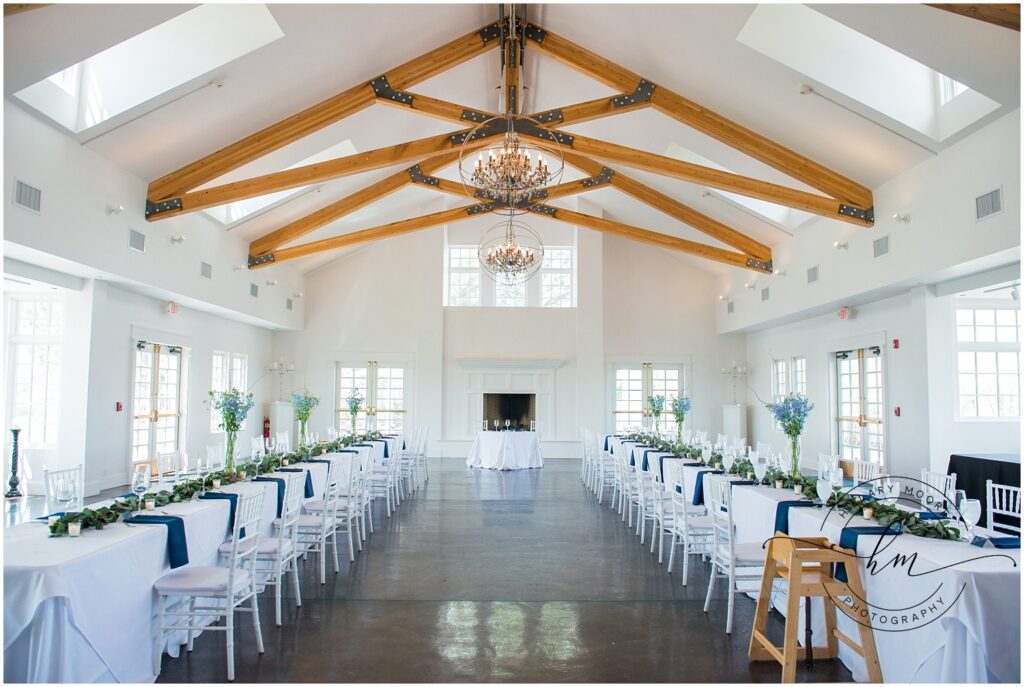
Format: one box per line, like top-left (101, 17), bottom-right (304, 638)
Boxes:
top-left (5, 3), bottom-right (1019, 275)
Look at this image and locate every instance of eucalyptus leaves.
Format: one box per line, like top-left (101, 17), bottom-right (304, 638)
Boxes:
top-left (826, 489), bottom-right (961, 540)
top-left (47, 432), bottom-right (383, 537)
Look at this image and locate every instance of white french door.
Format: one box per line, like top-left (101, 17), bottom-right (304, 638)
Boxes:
top-left (835, 346), bottom-right (885, 467)
top-left (336, 361), bottom-right (408, 434)
top-left (131, 341), bottom-right (184, 472)
top-left (612, 362), bottom-right (686, 434)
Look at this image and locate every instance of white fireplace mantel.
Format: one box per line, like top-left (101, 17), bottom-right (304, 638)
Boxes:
top-left (456, 358), bottom-right (565, 370)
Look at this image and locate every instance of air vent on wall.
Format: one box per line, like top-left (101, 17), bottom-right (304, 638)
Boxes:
top-left (286, 298), bottom-right (293, 311)
top-left (873, 235), bottom-right (890, 258)
top-left (727, 300), bottom-right (735, 314)
top-left (250, 283), bottom-right (259, 298)
top-left (976, 188), bottom-right (1002, 220)
top-left (200, 261), bottom-right (213, 279)
top-left (761, 287), bottom-right (770, 302)
top-left (128, 228), bottom-right (146, 253)
top-left (13, 179), bottom-right (41, 213)
top-left (807, 265), bottom-right (819, 284)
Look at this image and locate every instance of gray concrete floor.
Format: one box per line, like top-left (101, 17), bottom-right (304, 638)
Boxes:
top-left (156, 458), bottom-right (851, 682)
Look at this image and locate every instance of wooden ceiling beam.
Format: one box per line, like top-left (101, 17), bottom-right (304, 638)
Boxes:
top-left (528, 95), bottom-right (651, 127)
top-left (248, 150), bottom-right (461, 257)
top-left (927, 4), bottom-right (1020, 31)
top-left (562, 151), bottom-right (772, 262)
top-left (147, 21), bottom-right (502, 201)
top-left (249, 204), bottom-right (488, 269)
top-left (4, 4), bottom-right (50, 16)
top-left (147, 129), bottom-right (498, 221)
top-left (525, 128), bottom-right (874, 227)
top-left (523, 22), bottom-right (874, 209)
top-left (539, 205), bottom-right (771, 273)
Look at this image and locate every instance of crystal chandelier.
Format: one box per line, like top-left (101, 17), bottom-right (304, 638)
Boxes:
top-left (478, 216), bottom-right (544, 285)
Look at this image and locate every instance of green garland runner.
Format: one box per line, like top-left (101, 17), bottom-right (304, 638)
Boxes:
top-left (48, 432), bottom-right (385, 536)
top-left (825, 489), bottom-right (961, 540)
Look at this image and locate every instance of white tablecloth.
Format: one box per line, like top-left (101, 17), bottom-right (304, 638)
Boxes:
top-left (728, 485), bottom-right (1021, 683)
top-left (466, 431), bottom-right (543, 470)
top-left (3, 462), bottom-right (331, 684)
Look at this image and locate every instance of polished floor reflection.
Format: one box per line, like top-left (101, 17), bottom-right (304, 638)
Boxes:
top-left (157, 458), bottom-right (850, 682)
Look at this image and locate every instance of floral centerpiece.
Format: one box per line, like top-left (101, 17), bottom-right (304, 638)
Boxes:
top-left (345, 388), bottom-right (364, 434)
top-left (766, 393), bottom-right (814, 478)
top-left (648, 394), bottom-right (666, 434)
top-left (207, 388), bottom-right (254, 471)
top-left (291, 390), bottom-right (320, 447)
top-left (670, 396), bottom-right (691, 439)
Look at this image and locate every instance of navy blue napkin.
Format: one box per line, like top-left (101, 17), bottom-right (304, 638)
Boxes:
top-left (198, 492), bottom-right (242, 536)
top-left (254, 476), bottom-right (286, 517)
top-left (603, 436), bottom-right (610, 451)
top-left (730, 479), bottom-right (759, 489)
top-left (36, 511), bottom-right (67, 521)
top-left (836, 525), bottom-right (901, 582)
top-left (306, 459), bottom-right (332, 466)
top-left (693, 469), bottom-right (724, 506)
top-left (641, 449), bottom-right (658, 473)
top-left (773, 499), bottom-right (817, 535)
top-left (277, 468), bottom-right (315, 498)
top-left (124, 514), bottom-right (189, 568)
top-left (990, 536), bottom-right (1021, 549)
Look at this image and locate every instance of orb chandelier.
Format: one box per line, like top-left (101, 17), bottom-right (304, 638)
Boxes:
top-left (458, 4), bottom-right (563, 214)
top-left (477, 216), bottom-right (545, 285)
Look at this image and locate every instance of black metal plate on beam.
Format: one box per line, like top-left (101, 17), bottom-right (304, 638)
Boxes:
top-left (466, 203), bottom-right (499, 215)
top-left (745, 257), bottom-right (772, 273)
top-left (461, 109), bottom-right (490, 124)
top-left (838, 204), bottom-right (874, 223)
top-left (612, 79), bottom-right (656, 108)
top-left (523, 23), bottom-right (546, 44)
top-left (582, 167), bottom-right (614, 188)
top-left (145, 198), bottom-right (182, 218)
top-left (449, 116), bottom-right (574, 147)
top-left (406, 165), bottom-right (440, 187)
top-left (530, 205), bottom-right (557, 217)
top-left (507, 85), bottom-right (517, 116)
top-left (369, 75), bottom-right (413, 105)
top-left (533, 109), bottom-right (564, 124)
top-left (248, 253), bottom-right (275, 267)
top-left (479, 23), bottom-right (502, 43)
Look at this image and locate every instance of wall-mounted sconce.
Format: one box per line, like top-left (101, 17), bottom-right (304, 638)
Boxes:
top-left (233, 265), bottom-right (247, 272)
top-left (892, 212), bottom-right (910, 224)
top-left (833, 241), bottom-right (849, 250)
top-left (773, 268), bottom-right (786, 277)
top-left (718, 294), bottom-right (727, 301)
top-left (292, 292), bottom-right (304, 298)
top-left (265, 279), bottom-right (278, 287)
top-left (744, 282), bottom-right (756, 289)
top-left (106, 204), bottom-right (125, 215)
top-left (169, 235), bottom-right (186, 244)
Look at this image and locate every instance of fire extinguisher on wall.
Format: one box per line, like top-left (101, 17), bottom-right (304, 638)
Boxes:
top-left (263, 416), bottom-right (271, 439)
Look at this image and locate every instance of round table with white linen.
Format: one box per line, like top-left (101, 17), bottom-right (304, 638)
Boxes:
top-left (466, 431), bottom-right (543, 470)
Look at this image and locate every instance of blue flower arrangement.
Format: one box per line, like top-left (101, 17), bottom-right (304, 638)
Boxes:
top-left (206, 388), bottom-right (254, 470)
top-left (670, 396), bottom-right (691, 422)
top-left (765, 392), bottom-right (814, 476)
top-left (291, 390), bottom-right (320, 446)
top-left (345, 388), bottom-right (363, 432)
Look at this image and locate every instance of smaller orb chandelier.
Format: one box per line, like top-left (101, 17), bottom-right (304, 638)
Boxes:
top-left (478, 216), bottom-right (545, 285)
top-left (460, 116), bottom-right (563, 211)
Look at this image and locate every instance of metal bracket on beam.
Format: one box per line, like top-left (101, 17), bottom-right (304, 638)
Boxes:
top-left (745, 257), bottom-right (772, 273)
top-left (406, 165), bottom-right (440, 187)
top-left (582, 167), bottom-right (614, 188)
top-left (523, 23), bottom-right (546, 44)
top-left (533, 109), bottom-right (564, 125)
top-left (612, 79), bottom-right (656, 108)
top-left (370, 75), bottom-right (413, 105)
top-left (145, 198), bottom-right (182, 218)
top-left (449, 116), bottom-right (574, 147)
top-left (461, 109), bottom-right (490, 124)
top-left (248, 253), bottom-right (275, 268)
top-left (530, 205), bottom-right (557, 217)
top-left (466, 203), bottom-right (499, 215)
top-left (838, 204), bottom-right (874, 223)
top-left (479, 23), bottom-right (502, 43)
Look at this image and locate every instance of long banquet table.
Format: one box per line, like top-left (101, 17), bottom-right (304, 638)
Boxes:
top-left (466, 430), bottom-right (543, 470)
top-left (727, 482), bottom-right (1021, 683)
top-left (3, 458), bottom-right (335, 683)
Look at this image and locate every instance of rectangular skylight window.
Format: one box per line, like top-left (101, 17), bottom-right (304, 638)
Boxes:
top-left (14, 4), bottom-right (283, 134)
top-left (201, 139), bottom-right (358, 226)
top-left (737, 4), bottom-right (1000, 143)
top-left (664, 142), bottom-right (814, 230)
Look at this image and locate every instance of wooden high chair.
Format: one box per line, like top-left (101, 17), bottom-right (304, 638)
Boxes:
top-left (748, 533), bottom-right (882, 683)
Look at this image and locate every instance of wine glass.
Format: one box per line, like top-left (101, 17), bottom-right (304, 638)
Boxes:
top-left (961, 498), bottom-right (982, 539)
top-left (816, 474), bottom-right (833, 505)
top-left (327, 426), bottom-right (337, 441)
top-left (493, 419), bottom-right (500, 432)
top-left (131, 467), bottom-right (150, 513)
top-left (197, 459), bottom-right (210, 496)
top-left (265, 436), bottom-right (276, 458)
top-left (722, 451), bottom-right (735, 473)
top-left (505, 419), bottom-right (511, 431)
top-left (753, 459), bottom-right (768, 485)
top-left (252, 450), bottom-right (264, 478)
top-left (55, 478), bottom-right (75, 512)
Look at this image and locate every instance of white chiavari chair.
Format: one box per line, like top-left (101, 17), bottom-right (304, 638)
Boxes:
top-left (275, 431), bottom-right (291, 454)
top-left (703, 476), bottom-right (766, 634)
top-left (921, 469), bottom-right (957, 513)
top-left (694, 430), bottom-right (707, 445)
top-left (851, 459), bottom-right (881, 485)
top-left (154, 490), bottom-right (265, 681)
top-left (757, 442), bottom-right (773, 459)
top-left (250, 437), bottom-right (266, 459)
top-left (664, 460), bottom-right (713, 586)
top-left (296, 459), bottom-right (341, 583)
top-left (716, 433), bottom-right (729, 450)
top-left (43, 464), bottom-right (84, 511)
top-left (986, 480), bottom-right (1021, 534)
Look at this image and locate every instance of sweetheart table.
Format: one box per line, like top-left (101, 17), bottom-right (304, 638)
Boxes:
top-left (466, 431), bottom-right (543, 470)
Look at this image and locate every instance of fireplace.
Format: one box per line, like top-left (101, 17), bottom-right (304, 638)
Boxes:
top-left (483, 393), bottom-right (536, 430)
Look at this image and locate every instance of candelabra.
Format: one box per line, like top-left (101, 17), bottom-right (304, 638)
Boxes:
top-left (721, 361), bottom-right (748, 404)
top-left (268, 357), bottom-right (295, 400)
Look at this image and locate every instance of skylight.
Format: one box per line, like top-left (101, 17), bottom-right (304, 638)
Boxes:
top-left (737, 4), bottom-right (1001, 143)
top-left (14, 4), bottom-right (283, 135)
top-left (203, 140), bottom-right (359, 226)
top-left (665, 142), bottom-right (814, 231)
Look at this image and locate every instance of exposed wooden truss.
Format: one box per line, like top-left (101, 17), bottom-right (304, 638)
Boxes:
top-left (4, 4), bottom-right (50, 16)
top-left (145, 8), bottom-right (879, 273)
top-left (927, 4), bottom-right (1021, 31)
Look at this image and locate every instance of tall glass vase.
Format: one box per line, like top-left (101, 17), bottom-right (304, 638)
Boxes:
top-left (349, 413), bottom-right (357, 435)
top-left (299, 419), bottom-right (308, 448)
top-left (225, 430), bottom-right (237, 472)
top-left (654, 414), bottom-right (661, 436)
top-left (789, 434), bottom-right (802, 479)
top-left (676, 418), bottom-right (683, 441)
